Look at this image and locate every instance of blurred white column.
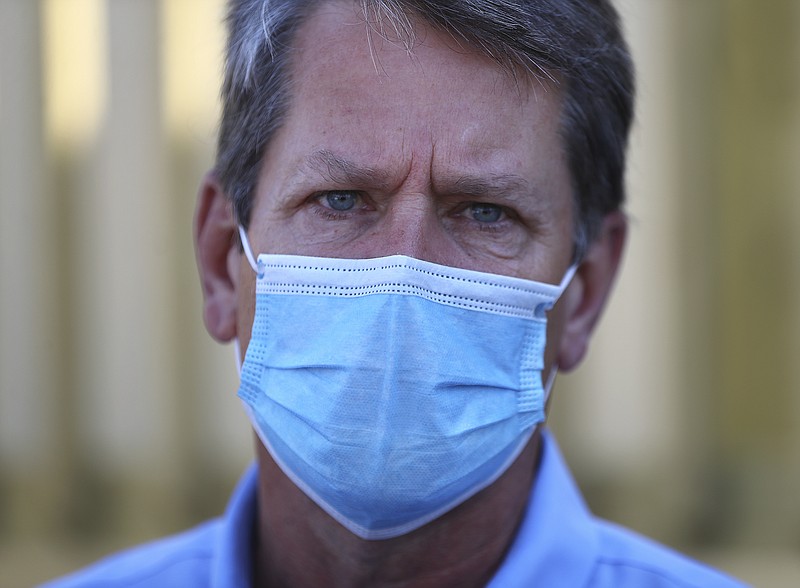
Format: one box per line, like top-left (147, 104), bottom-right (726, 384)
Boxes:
top-left (73, 0), bottom-right (176, 480)
top-left (791, 15), bottom-right (800, 547)
top-left (0, 0), bottom-right (56, 476)
top-left (0, 0), bottom-right (70, 542)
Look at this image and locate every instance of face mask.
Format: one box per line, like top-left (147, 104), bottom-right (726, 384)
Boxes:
top-left (237, 227), bottom-right (575, 540)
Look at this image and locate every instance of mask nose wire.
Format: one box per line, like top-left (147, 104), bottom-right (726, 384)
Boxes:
top-left (238, 225), bottom-right (258, 272)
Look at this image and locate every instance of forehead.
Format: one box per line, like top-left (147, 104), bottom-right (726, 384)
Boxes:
top-left (252, 0), bottom-right (570, 226)
top-left (284, 3), bottom-right (563, 145)
top-left (294, 1), bottom-right (519, 84)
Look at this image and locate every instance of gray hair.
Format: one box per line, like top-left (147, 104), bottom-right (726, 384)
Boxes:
top-left (216, 0), bottom-right (635, 260)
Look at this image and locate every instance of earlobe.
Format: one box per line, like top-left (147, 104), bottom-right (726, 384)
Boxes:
top-left (194, 171), bottom-right (240, 342)
top-left (557, 211), bottom-right (627, 371)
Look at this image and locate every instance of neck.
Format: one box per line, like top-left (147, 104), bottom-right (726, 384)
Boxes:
top-left (251, 432), bottom-right (542, 588)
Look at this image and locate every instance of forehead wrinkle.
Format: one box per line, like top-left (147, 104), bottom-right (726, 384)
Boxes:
top-left (306, 149), bottom-right (394, 190)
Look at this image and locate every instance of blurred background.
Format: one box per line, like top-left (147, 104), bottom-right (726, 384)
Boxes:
top-left (1, 0), bottom-right (798, 586)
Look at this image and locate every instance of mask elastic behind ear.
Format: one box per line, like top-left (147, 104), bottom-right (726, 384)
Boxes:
top-left (239, 225), bottom-right (259, 273)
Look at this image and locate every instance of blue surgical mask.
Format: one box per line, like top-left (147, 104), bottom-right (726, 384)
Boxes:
top-left (237, 227), bottom-right (575, 540)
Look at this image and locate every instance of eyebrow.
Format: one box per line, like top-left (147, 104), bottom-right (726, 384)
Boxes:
top-left (444, 174), bottom-right (530, 201)
top-left (306, 150), bottom-right (393, 190)
top-left (304, 149), bottom-right (531, 200)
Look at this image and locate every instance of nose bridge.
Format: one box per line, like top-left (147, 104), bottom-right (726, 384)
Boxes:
top-left (377, 192), bottom-right (443, 262)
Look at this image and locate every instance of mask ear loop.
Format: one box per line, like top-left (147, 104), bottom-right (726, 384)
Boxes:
top-left (234, 225), bottom-right (259, 377)
top-left (558, 264), bottom-right (579, 292)
top-left (238, 225), bottom-right (258, 272)
top-left (234, 338), bottom-right (243, 376)
top-left (540, 263), bottom-right (577, 406)
top-left (542, 365), bottom-right (559, 405)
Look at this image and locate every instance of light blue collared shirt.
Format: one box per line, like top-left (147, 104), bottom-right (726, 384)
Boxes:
top-left (41, 432), bottom-right (747, 587)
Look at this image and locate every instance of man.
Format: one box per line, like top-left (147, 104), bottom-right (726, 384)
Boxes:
top-left (45, 0), bottom-right (746, 586)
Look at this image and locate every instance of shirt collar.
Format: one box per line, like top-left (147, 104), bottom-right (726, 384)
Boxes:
top-left (486, 429), bottom-right (600, 587)
top-left (212, 463), bottom-right (258, 588)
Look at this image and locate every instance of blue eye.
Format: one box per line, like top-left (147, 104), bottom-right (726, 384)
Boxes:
top-left (470, 203), bottom-right (503, 223)
top-left (325, 191), bottom-right (358, 211)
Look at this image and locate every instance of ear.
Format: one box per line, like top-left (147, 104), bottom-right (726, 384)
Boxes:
top-left (194, 171), bottom-right (241, 342)
top-left (557, 211), bottom-right (627, 371)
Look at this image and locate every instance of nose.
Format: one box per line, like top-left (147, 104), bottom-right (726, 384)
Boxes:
top-left (361, 193), bottom-right (452, 265)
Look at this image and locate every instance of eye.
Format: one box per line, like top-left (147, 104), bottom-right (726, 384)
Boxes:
top-left (310, 190), bottom-right (374, 222)
top-left (469, 203), bottom-right (504, 223)
top-left (323, 190), bottom-right (359, 211)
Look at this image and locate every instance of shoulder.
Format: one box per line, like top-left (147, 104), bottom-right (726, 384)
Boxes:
top-left (40, 464), bottom-right (260, 588)
top-left (589, 520), bottom-right (749, 588)
top-left (39, 519), bottom-right (222, 588)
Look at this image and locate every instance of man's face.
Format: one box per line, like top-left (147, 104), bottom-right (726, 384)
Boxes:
top-left (236, 1), bottom-right (576, 358)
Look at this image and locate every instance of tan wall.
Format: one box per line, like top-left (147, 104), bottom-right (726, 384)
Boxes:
top-left (551, 3), bottom-right (800, 583)
top-left (1, 1), bottom-right (798, 586)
